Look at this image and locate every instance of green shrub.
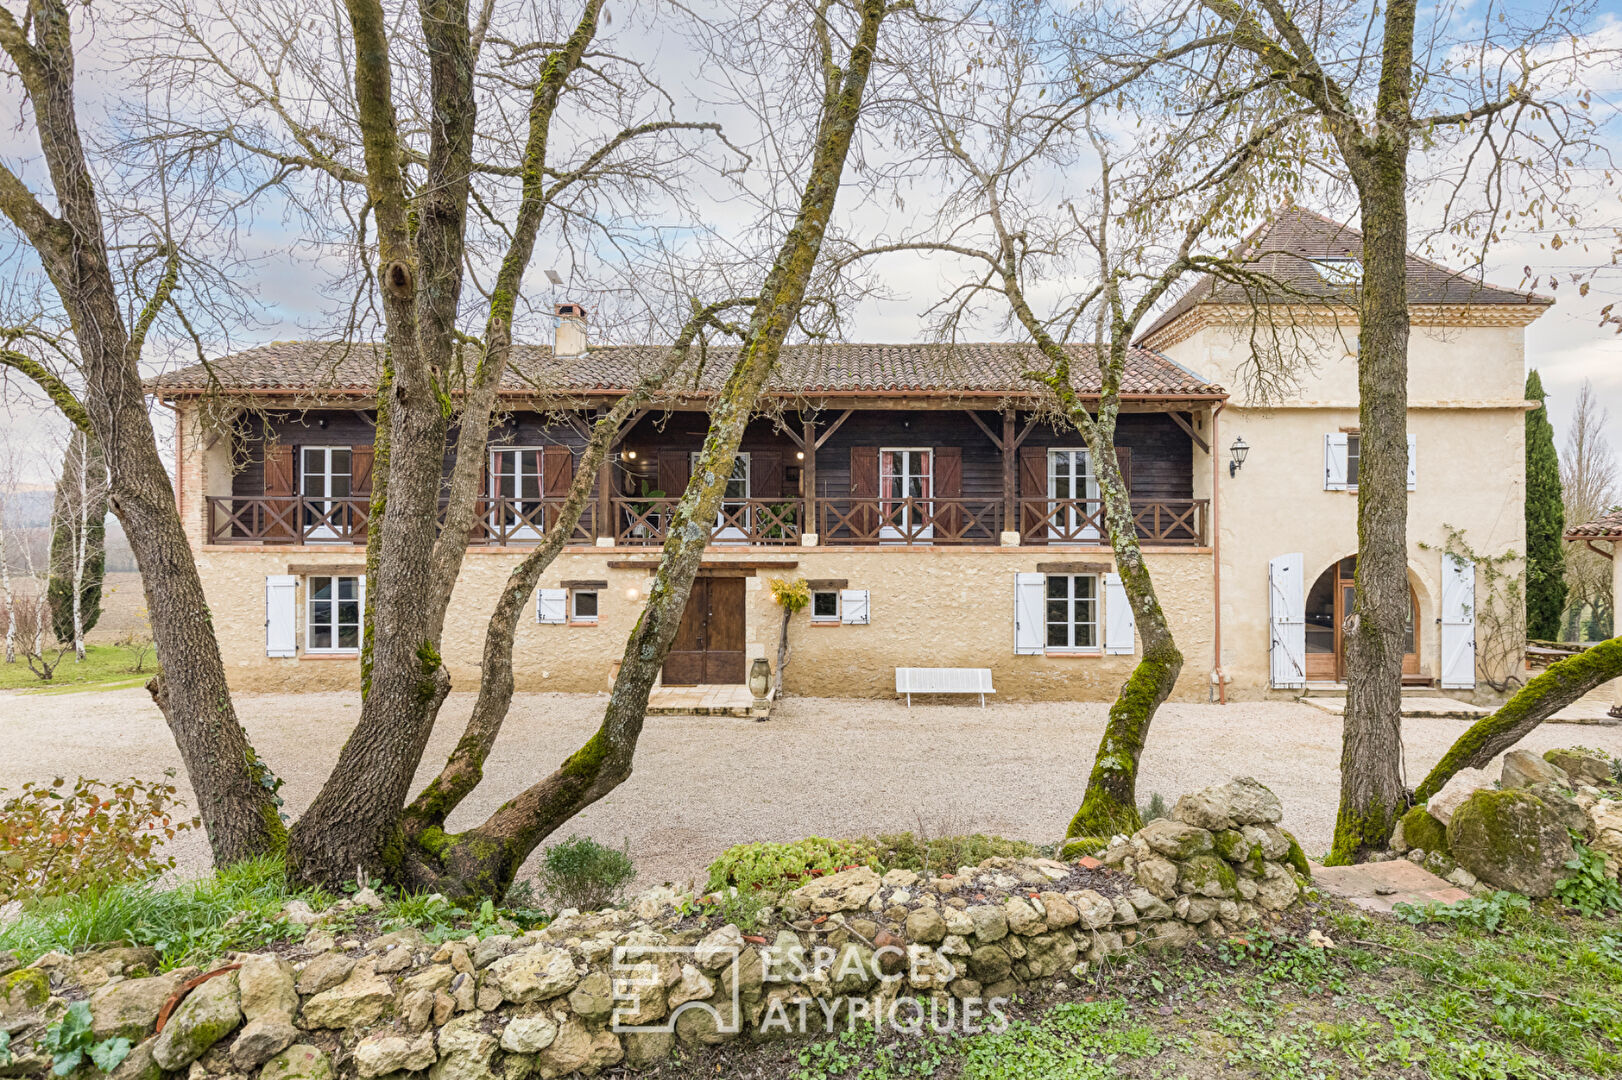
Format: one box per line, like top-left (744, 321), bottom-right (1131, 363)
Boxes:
top-left (872, 832), bottom-right (1040, 875)
top-left (0, 774), bottom-right (199, 905)
top-left (1138, 793), bottom-right (1168, 823)
top-left (536, 836), bottom-right (635, 912)
top-left (706, 837), bottom-right (880, 897)
top-left (1555, 841), bottom-right (1622, 918)
top-left (706, 832), bottom-right (1041, 899)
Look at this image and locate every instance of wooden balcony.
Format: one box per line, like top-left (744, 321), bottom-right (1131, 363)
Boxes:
top-left (207, 495), bottom-right (1207, 547)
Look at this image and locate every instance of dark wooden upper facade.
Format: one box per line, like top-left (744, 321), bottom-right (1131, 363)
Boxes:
top-left (207, 406), bottom-right (1210, 547)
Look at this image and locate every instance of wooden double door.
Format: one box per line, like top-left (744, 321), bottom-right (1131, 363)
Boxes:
top-left (661, 575), bottom-right (747, 685)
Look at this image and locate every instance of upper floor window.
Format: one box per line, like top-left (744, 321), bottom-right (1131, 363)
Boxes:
top-left (1325, 431), bottom-right (1415, 492)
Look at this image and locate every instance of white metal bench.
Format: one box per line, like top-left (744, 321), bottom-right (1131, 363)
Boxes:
top-left (895, 667), bottom-right (996, 707)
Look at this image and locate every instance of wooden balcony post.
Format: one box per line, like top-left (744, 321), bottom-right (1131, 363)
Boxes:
top-left (596, 410), bottom-right (615, 542)
top-left (802, 415), bottom-right (817, 530)
top-left (1001, 410), bottom-right (1017, 533)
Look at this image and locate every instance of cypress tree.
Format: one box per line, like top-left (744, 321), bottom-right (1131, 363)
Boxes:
top-left (1525, 369), bottom-right (1566, 640)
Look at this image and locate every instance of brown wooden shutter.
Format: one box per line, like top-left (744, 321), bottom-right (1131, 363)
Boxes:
top-left (264, 444), bottom-right (294, 495)
top-left (934, 446), bottom-right (963, 535)
top-left (752, 450), bottom-right (783, 498)
top-left (542, 445), bottom-right (574, 496)
top-left (1019, 445), bottom-right (1046, 537)
top-left (1114, 447), bottom-right (1133, 494)
top-left (350, 445), bottom-right (374, 494)
top-left (850, 446), bottom-right (878, 536)
top-left (263, 443), bottom-right (295, 540)
top-left (657, 449), bottom-right (690, 497)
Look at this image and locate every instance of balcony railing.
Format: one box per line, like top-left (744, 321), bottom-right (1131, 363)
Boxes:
top-left (1019, 498), bottom-right (1207, 546)
top-left (207, 494), bottom-right (1207, 546)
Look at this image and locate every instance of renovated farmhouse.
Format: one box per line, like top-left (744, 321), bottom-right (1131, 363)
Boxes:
top-left (152, 210), bottom-right (1548, 700)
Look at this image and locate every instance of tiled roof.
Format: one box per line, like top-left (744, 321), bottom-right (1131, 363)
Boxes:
top-left (150, 340), bottom-right (1225, 400)
top-left (1566, 509), bottom-right (1622, 540)
top-left (1138, 206), bottom-right (1553, 341)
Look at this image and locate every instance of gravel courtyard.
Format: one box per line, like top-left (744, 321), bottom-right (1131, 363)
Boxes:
top-left (6, 687), bottom-right (1622, 889)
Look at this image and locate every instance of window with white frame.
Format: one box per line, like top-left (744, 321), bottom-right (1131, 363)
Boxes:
top-left (307, 575), bottom-right (362, 652)
top-left (811, 590), bottom-right (840, 622)
top-left (570, 589), bottom-right (599, 623)
top-left (1046, 574), bottom-right (1098, 651)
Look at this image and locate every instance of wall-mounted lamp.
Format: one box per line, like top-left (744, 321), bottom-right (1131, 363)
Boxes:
top-left (1228, 435), bottom-right (1249, 478)
top-left (796, 451), bottom-right (805, 461)
top-left (625, 449), bottom-right (637, 460)
top-left (626, 587), bottom-right (640, 600)
top-left (317, 417), bottom-right (328, 429)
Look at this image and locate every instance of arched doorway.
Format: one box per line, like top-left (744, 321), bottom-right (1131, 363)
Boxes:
top-left (1304, 555), bottom-right (1420, 683)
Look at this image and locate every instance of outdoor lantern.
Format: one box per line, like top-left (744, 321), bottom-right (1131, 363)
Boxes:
top-left (1228, 435), bottom-right (1249, 478)
top-left (749, 658), bottom-right (771, 700)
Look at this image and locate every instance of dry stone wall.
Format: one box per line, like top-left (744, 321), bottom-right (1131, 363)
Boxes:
top-left (0, 780), bottom-right (1308, 1079)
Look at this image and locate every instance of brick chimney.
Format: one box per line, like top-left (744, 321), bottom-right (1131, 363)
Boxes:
top-left (553, 302), bottom-right (588, 358)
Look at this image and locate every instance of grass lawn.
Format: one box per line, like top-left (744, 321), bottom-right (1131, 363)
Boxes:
top-left (0, 643), bottom-right (156, 692)
top-left (674, 901), bottom-right (1622, 1080)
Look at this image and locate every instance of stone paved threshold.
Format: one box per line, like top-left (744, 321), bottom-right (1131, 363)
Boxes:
top-left (1301, 695), bottom-right (1622, 726)
top-left (1309, 859), bottom-right (1469, 914)
top-left (646, 684), bottom-right (769, 718)
top-left (1300, 696), bottom-right (1489, 720)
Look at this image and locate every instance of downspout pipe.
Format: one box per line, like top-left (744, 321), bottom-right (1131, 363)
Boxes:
top-left (1211, 401), bottom-right (1226, 704)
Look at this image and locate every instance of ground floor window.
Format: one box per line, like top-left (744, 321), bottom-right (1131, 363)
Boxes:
top-left (811, 589), bottom-right (840, 622)
top-left (307, 575), bottom-right (361, 652)
top-left (570, 589), bottom-right (599, 623)
top-left (1046, 574), bottom-right (1098, 651)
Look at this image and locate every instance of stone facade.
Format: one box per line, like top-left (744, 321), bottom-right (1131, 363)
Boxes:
top-left (189, 540), bottom-right (1215, 700)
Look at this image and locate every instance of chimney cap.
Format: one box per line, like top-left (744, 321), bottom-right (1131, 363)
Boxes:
top-left (555, 302), bottom-right (588, 318)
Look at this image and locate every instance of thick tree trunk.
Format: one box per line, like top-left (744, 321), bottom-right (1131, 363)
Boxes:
top-left (286, 0), bottom-right (479, 886)
top-left (397, 0), bottom-right (892, 900)
top-left (0, 1), bottom-right (283, 863)
top-left (1066, 427), bottom-right (1182, 841)
top-left (1328, 15), bottom-right (1417, 862)
top-left (1413, 636), bottom-right (1622, 802)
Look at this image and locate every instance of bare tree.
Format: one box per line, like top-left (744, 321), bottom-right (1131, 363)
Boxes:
top-left (0, 0), bottom-right (286, 860)
top-left (1562, 380), bottom-right (1617, 639)
top-left (46, 428), bottom-right (108, 660)
top-left (1128, 0), bottom-right (1622, 862)
top-left (842, 2), bottom-right (1302, 838)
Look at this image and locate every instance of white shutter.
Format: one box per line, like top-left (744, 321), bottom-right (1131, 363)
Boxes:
top-left (1406, 433), bottom-right (1417, 491)
top-left (839, 589), bottom-right (870, 625)
top-left (1440, 554), bottom-right (1476, 689)
top-left (266, 575), bottom-right (298, 657)
top-left (1103, 572), bottom-right (1135, 654)
top-left (1268, 554), bottom-right (1306, 688)
top-left (1324, 433), bottom-right (1348, 491)
top-left (537, 587), bottom-right (567, 624)
top-left (1014, 573), bottom-right (1045, 654)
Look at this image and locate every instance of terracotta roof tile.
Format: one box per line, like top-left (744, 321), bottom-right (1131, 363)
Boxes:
top-left (1139, 206), bottom-right (1552, 341)
top-left (151, 341), bottom-right (1225, 399)
top-left (1566, 509), bottom-right (1622, 540)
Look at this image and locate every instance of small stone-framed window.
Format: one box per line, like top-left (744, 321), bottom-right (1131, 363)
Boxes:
top-left (811, 590), bottom-right (840, 622)
top-left (570, 590), bottom-right (599, 624)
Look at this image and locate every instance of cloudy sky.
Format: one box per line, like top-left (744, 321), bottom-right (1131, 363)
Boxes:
top-left (0, 0), bottom-right (1618, 490)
